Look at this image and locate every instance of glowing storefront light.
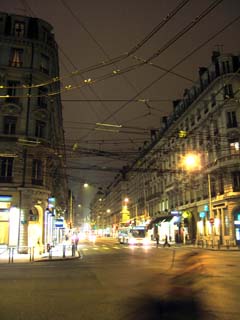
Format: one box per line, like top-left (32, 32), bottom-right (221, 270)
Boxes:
top-left (197, 220), bottom-right (204, 235)
top-left (9, 207), bottom-right (20, 246)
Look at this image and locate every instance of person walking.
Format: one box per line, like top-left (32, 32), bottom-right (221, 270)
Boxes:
top-left (163, 235), bottom-right (171, 247)
top-left (155, 233), bottom-right (159, 248)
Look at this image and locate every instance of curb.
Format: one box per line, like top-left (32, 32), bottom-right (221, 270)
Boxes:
top-left (34, 255), bottom-right (81, 262)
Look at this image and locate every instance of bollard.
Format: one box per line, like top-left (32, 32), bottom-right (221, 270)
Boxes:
top-left (32, 247), bottom-right (35, 262)
top-left (63, 245), bottom-right (66, 258)
top-left (8, 247), bottom-right (14, 263)
top-left (217, 240), bottom-right (220, 250)
top-left (8, 247), bottom-right (12, 263)
top-left (72, 244), bottom-right (76, 257)
top-left (226, 240), bottom-right (230, 250)
top-left (29, 247), bottom-right (32, 262)
top-left (49, 247), bottom-right (52, 259)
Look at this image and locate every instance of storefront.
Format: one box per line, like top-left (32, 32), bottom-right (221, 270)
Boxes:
top-left (0, 195), bottom-right (20, 246)
top-left (148, 214), bottom-right (180, 243)
top-left (233, 210), bottom-right (240, 245)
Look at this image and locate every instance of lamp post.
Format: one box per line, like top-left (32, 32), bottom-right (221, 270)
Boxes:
top-left (183, 153), bottom-right (213, 245)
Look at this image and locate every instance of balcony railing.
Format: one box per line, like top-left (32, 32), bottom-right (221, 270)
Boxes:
top-left (0, 176), bottom-right (13, 183)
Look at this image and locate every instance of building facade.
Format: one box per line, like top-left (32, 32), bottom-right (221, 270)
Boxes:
top-left (0, 12), bottom-right (68, 252)
top-left (91, 51), bottom-right (240, 246)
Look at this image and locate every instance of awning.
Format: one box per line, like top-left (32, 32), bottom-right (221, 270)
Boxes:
top-left (148, 215), bottom-right (173, 229)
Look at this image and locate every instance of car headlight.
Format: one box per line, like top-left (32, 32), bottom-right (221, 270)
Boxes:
top-left (143, 238), bottom-right (150, 246)
top-left (129, 238), bottom-right (136, 245)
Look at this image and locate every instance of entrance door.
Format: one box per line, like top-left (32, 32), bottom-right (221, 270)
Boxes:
top-left (234, 212), bottom-right (240, 245)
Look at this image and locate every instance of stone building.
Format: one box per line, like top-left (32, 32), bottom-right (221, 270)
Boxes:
top-left (91, 51), bottom-right (240, 246)
top-left (0, 12), bottom-right (68, 252)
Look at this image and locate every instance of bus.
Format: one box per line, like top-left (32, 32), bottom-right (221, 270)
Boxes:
top-left (118, 225), bottom-right (150, 246)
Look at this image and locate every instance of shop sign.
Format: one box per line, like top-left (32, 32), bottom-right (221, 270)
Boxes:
top-left (199, 211), bottom-right (206, 218)
top-left (171, 211), bottom-right (181, 216)
top-left (0, 195), bottom-right (12, 202)
top-left (55, 218), bottom-right (64, 228)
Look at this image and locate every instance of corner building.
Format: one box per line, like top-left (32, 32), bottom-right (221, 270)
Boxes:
top-left (0, 12), bottom-right (68, 252)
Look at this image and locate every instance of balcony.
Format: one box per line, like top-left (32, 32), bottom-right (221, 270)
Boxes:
top-left (5, 97), bottom-right (19, 104)
top-left (32, 179), bottom-right (43, 186)
top-left (0, 176), bottom-right (13, 183)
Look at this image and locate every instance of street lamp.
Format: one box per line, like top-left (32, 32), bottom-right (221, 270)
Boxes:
top-left (183, 153), bottom-right (213, 245)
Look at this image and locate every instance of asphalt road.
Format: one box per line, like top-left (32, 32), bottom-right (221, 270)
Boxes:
top-left (0, 238), bottom-right (239, 320)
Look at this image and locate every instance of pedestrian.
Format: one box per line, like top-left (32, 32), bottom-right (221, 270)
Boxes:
top-left (163, 235), bottom-right (171, 247)
top-left (155, 233), bottom-right (159, 248)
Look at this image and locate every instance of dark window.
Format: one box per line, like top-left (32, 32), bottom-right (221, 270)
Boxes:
top-left (35, 120), bottom-right (46, 138)
top-left (204, 101), bottom-right (209, 114)
top-left (211, 94), bottom-right (216, 107)
top-left (224, 84), bottom-right (234, 99)
top-left (6, 81), bottom-right (20, 104)
top-left (14, 22), bottom-right (25, 37)
top-left (37, 87), bottom-right (48, 108)
top-left (222, 61), bottom-right (230, 74)
top-left (9, 48), bottom-right (23, 67)
top-left (40, 54), bottom-right (49, 74)
top-left (213, 121), bottom-right (219, 135)
top-left (32, 159), bottom-right (43, 185)
top-left (197, 109), bottom-right (201, 120)
top-left (226, 111), bottom-right (237, 128)
top-left (232, 171), bottom-right (240, 192)
top-left (211, 178), bottom-right (217, 197)
top-left (3, 116), bottom-right (17, 134)
top-left (28, 18), bottom-right (39, 39)
top-left (223, 209), bottom-right (230, 236)
top-left (218, 174), bottom-right (224, 195)
top-left (0, 157), bottom-right (13, 182)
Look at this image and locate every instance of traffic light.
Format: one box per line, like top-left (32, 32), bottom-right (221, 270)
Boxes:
top-left (178, 130), bottom-right (187, 138)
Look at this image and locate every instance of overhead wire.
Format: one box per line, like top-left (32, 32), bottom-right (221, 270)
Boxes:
top-left (0, 0), bottom-right (226, 103)
top-left (102, 0), bottom-right (225, 123)
top-left (1, 0), bottom-right (190, 91)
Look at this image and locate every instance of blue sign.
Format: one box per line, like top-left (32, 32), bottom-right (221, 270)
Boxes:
top-left (199, 211), bottom-right (206, 218)
top-left (0, 195), bottom-right (12, 202)
top-left (55, 218), bottom-right (64, 228)
top-left (204, 205), bottom-right (209, 212)
top-left (171, 211), bottom-right (181, 215)
top-left (48, 197), bottom-right (56, 205)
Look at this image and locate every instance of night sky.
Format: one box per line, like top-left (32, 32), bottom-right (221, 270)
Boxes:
top-left (1, 0), bottom-right (240, 208)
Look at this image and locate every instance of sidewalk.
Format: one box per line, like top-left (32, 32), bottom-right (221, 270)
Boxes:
top-left (0, 244), bottom-right (80, 264)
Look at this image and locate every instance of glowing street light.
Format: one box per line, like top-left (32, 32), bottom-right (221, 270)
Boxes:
top-left (183, 153), bottom-right (213, 244)
top-left (182, 153), bottom-right (201, 171)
